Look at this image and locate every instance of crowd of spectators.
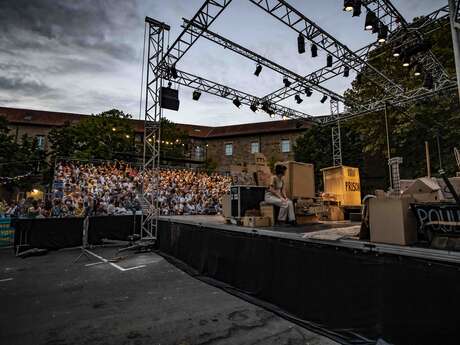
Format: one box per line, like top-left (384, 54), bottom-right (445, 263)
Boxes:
top-left (0, 161), bottom-right (232, 218)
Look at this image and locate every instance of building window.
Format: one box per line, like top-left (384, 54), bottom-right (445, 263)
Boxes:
top-left (281, 139), bottom-right (290, 153)
top-left (36, 135), bottom-right (45, 150)
top-left (225, 143), bottom-right (233, 156)
top-left (250, 141), bottom-right (260, 154)
top-left (195, 146), bottom-right (205, 160)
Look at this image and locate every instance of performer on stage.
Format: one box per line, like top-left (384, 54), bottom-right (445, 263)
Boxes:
top-left (265, 164), bottom-right (295, 224)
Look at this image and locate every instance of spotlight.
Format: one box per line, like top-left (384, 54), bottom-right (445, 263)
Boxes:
top-left (352, 0), bottom-right (362, 17)
top-left (233, 97), bottom-right (241, 108)
top-left (356, 73), bottom-right (362, 84)
top-left (365, 11), bottom-right (377, 31)
top-left (192, 90), bottom-right (201, 101)
top-left (250, 102), bottom-right (258, 112)
top-left (372, 22), bottom-right (379, 34)
top-left (305, 87), bottom-right (313, 97)
top-left (343, 65), bottom-right (350, 77)
top-left (254, 64), bottom-right (262, 76)
top-left (295, 95), bottom-right (303, 104)
top-left (311, 44), bottom-right (318, 58)
top-left (393, 47), bottom-right (401, 57)
top-left (297, 33), bottom-right (305, 54)
top-left (269, 113), bottom-right (275, 118)
top-left (402, 56), bottom-right (410, 67)
top-left (423, 73), bottom-right (434, 89)
top-left (320, 95), bottom-right (328, 103)
top-left (344, 0), bottom-right (353, 12)
top-left (170, 64), bottom-right (178, 79)
top-left (414, 64), bottom-right (422, 77)
top-left (283, 77), bottom-right (292, 87)
top-left (326, 54), bottom-right (333, 67)
top-left (378, 24), bottom-right (388, 43)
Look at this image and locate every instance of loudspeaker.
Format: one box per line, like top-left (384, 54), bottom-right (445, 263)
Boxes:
top-left (160, 87), bottom-right (180, 111)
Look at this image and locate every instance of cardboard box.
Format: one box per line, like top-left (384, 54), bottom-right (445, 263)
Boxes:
top-left (222, 194), bottom-right (231, 218)
top-left (321, 165), bottom-right (361, 206)
top-left (276, 161), bottom-right (315, 199)
top-left (402, 177), bottom-right (443, 202)
top-left (242, 216), bottom-right (271, 228)
top-left (369, 196), bottom-right (417, 246)
top-left (260, 204), bottom-right (275, 225)
top-left (327, 206), bottom-right (345, 221)
top-left (296, 214), bottom-right (319, 225)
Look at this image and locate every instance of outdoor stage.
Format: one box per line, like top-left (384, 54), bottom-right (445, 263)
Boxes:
top-left (157, 215), bottom-right (460, 345)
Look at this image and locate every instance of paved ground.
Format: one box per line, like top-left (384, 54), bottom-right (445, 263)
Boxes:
top-left (0, 246), bottom-right (338, 345)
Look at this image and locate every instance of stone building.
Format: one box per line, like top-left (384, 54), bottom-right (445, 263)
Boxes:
top-left (1, 106), bottom-right (312, 173)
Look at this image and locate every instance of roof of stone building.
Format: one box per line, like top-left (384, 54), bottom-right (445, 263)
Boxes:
top-left (0, 106), bottom-right (312, 139)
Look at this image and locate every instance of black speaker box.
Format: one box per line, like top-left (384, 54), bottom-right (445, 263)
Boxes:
top-left (160, 87), bottom-right (180, 111)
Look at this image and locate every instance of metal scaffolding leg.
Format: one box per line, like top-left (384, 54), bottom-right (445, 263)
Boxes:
top-left (140, 18), bottom-right (169, 242)
top-left (330, 98), bottom-right (342, 167)
top-left (449, 0), bottom-right (460, 100)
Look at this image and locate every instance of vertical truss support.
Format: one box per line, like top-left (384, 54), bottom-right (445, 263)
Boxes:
top-left (449, 0), bottom-right (460, 100)
top-left (330, 98), bottom-right (342, 167)
top-left (141, 18), bottom-right (170, 241)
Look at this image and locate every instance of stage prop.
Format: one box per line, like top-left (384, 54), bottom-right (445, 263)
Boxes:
top-left (322, 165), bottom-right (361, 206)
top-left (277, 161), bottom-right (315, 200)
top-left (157, 219), bottom-right (460, 345)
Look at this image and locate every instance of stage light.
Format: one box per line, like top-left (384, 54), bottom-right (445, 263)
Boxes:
top-left (326, 54), bottom-right (333, 67)
top-left (295, 94), bottom-right (303, 104)
top-left (414, 65), bottom-right (422, 77)
top-left (393, 47), bottom-right (401, 57)
top-left (170, 64), bottom-right (178, 79)
top-left (402, 56), bottom-right (410, 67)
top-left (352, 0), bottom-right (362, 17)
top-left (233, 97), bottom-right (241, 108)
top-left (305, 87), bottom-right (313, 97)
top-left (297, 33), bottom-right (305, 54)
top-left (269, 113), bottom-right (275, 118)
top-left (311, 44), bottom-right (318, 58)
top-left (283, 77), bottom-right (292, 87)
top-left (254, 64), bottom-right (262, 76)
top-left (250, 102), bottom-right (258, 112)
top-left (365, 11), bottom-right (377, 31)
top-left (378, 24), bottom-right (388, 43)
top-left (423, 73), bottom-right (434, 89)
top-left (343, 65), bottom-right (350, 77)
top-left (320, 95), bottom-right (328, 103)
top-left (192, 90), bottom-right (201, 101)
top-left (343, 0), bottom-right (353, 11)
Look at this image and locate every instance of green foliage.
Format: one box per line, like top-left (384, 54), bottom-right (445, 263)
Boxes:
top-left (295, 20), bottom-right (460, 193)
top-left (0, 116), bottom-right (48, 191)
top-left (48, 109), bottom-right (135, 161)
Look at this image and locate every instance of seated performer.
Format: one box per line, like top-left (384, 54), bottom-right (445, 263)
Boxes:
top-left (265, 164), bottom-right (295, 224)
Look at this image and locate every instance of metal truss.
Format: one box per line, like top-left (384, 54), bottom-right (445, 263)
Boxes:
top-left (160, 67), bottom-right (313, 120)
top-left (449, 0), bottom-right (460, 100)
top-left (330, 99), bottom-right (342, 166)
top-left (317, 81), bottom-right (458, 125)
top-left (262, 5), bottom-right (450, 105)
top-left (182, 19), bottom-right (344, 102)
top-left (141, 18), bottom-right (170, 241)
top-left (363, 1), bottom-right (449, 89)
top-left (248, 0), bottom-right (405, 99)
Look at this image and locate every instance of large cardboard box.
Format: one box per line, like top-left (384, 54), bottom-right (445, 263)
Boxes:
top-left (402, 177), bottom-right (443, 202)
top-left (321, 165), bottom-right (361, 206)
top-left (260, 204), bottom-right (275, 225)
top-left (277, 161), bottom-right (315, 199)
top-left (369, 197), bottom-right (417, 246)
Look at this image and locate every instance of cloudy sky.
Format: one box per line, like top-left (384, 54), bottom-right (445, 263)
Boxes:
top-left (0, 0), bottom-right (447, 125)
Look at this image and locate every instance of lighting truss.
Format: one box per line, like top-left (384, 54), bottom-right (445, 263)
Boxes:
top-left (449, 0), bottom-right (460, 100)
top-left (160, 66), bottom-right (313, 121)
top-left (182, 19), bottom-right (344, 102)
top-left (141, 17), bottom-right (170, 241)
top-left (330, 99), bottom-right (342, 166)
top-left (262, 5), bottom-right (451, 105)
top-left (248, 0), bottom-right (406, 98)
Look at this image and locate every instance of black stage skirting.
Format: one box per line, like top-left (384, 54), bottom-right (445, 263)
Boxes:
top-left (13, 215), bottom-right (141, 250)
top-left (157, 220), bottom-right (460, 345)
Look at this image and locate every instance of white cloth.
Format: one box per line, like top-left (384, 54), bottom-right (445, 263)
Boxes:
top-left (264, 194), bottom-right (295, 222)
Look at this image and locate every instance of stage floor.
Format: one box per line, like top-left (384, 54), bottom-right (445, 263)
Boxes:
top-left (0, 246), bottom-right (338, 345)
top-left (160, 215), bottom-right (460, 264)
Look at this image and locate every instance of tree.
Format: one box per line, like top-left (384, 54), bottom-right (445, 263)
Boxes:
top-left (295, 17), bottom-right (460, 191)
